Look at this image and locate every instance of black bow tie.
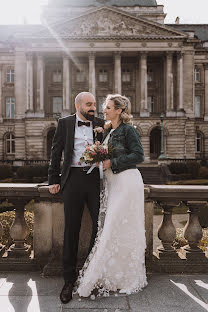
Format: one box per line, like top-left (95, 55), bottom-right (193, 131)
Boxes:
top-left (78, 120), bottom-right (91, 127)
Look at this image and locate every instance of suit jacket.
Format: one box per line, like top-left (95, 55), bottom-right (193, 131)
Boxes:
top-left (48, 114), bottom-right (104, 190)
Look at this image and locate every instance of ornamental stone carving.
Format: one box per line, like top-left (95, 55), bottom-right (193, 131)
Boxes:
top-left (49, 8), bottom-right (186, 39)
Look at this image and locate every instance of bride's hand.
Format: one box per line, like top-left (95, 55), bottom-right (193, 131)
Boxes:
top-left (103, 160), bottom-right (111, 170)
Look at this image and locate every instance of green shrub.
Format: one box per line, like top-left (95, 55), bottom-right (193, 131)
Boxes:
top-left (168, 162), bottom-right (187, 174)
top-left (173, 228), bottom-right (208, 251)
top-left (200, 159), bottom-right (207, 167)
top-left (186, 162), bottom-right (200, 179)
top-left (0, 165), bottom-right (13, 179)
top-left (198, 167), bottom-right (208, 179)
top-left (16, 165), bottom-right (49, 179)
top-left (0, 210), bottom-right (33, 248)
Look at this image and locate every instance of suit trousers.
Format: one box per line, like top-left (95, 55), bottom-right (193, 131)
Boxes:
top-left (62, 167), bottom-right (100, 283)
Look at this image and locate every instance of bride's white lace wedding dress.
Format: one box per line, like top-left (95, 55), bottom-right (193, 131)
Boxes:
top-left (75, 132), bottom-right (147, 297)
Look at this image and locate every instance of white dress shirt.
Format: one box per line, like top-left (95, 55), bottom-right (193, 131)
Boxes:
top-left (71, 113), bottom-right (94, 167)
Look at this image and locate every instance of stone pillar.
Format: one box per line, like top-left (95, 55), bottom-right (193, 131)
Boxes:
top-left (166, 52), bottom-right (175, 117)
top-left (177, 52), bottom-right (185, 116)
top-left (26, 53), bottom-right (33, 113)
top-left (14, 48), bottom-right (27, 159)
top-left (114, 52), bottom-right (121, 94)
top-left (15, 48), bottom-right (27, 118)
top-left (183, 51), bottom-right (195, 118)
top-left (89, 52), bottom-right (96, 96)
top-left (63, 56), bottom-right (71, 116)
top-left (37, 54), bottom-right (45, 117)
top-left (204, 64), bottom-right (208, 121)
top-left (140, 52), bottom-right (149, 117)
top-left (0, 64), bottom-right (2, 121)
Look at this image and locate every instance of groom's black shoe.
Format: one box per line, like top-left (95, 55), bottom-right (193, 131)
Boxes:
top-left (60, 281), bottom-right (73, 304)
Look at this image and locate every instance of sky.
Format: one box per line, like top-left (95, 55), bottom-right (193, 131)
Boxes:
top-left (0, 0), bottom-right (207, 25)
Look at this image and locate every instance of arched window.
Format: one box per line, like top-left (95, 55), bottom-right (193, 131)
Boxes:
top-left (5, 133), bottom-right (15, 154)
top-left (6, 68), bottom-right (15, 83)
top-left (196, 131), bottom-right (204, 153)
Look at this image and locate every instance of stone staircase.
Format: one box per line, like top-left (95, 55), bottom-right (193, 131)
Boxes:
top-left (137, 163), bottom-right (171, 185)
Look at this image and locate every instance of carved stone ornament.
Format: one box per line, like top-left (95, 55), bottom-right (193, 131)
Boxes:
top-left (44, 7), bottom-right (187, 40)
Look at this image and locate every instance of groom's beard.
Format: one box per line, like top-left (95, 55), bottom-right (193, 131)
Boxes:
top-left (80, 109), bottom-right (95, 121)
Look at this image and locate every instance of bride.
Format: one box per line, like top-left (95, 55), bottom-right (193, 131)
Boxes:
top-left (76, 94), bottom-right (147, 297)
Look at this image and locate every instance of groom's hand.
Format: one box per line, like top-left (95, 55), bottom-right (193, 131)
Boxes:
top-left (103, 160), bottom-right (111, 170)
top-left (49, 184), bottom-right (60, 194)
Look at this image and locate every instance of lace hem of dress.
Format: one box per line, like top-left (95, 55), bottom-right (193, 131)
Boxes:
top-left (73, 175), bottom-right (109, 297)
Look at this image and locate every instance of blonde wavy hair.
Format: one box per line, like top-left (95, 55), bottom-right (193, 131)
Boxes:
top-left (103, 94), bottom-right (133, 128)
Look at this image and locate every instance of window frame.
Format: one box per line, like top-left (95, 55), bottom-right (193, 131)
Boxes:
top-left (122, 68), bottom-right (131, 83)
top-left (52, 96), bottom-right (63, 114)
top-left (5, 133), bottom-right (15, 155)
top-left (5, 96), bottom-right (15, 119)
top-left (98, 69), bottom-right (108, 83)
top-left (195, 95), bottom-right (201, 118)
top-left (6, 68), bottom-right (15, 83)
top-left (194, 67), bottom-right (201, 83)
top-left (52, 69), bottom-right (62, 83)
top-left (195, 131), bottom-right (203, 153)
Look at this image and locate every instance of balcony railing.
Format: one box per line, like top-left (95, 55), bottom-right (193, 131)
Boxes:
top-left (0, 184), bottom-right (208, 274)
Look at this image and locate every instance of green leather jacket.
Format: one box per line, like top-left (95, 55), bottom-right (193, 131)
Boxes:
top-left (103, 123), bottom-right (144, 174)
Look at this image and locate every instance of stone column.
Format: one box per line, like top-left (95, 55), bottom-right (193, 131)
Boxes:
top-left (166, 52), bottom-right (175, 117)
top-left (0, 65), bottom-right (2, 121)
top-left (89, 52), bottom-right (96, 96)
top-left (140, 52), bottom-right (149, 117)
top-left (26, 53), bottom-right (34, 113)
top-left (204, 64), bottom-right (208, 121)
top-left (177, 52), bottom-right (185, 116)
top-left (37, 54), bottom-right (45, 117)
top-left (114, 52), bottom-right (121, 94)
top-left (183, 51), bottom-right (195, 118)
top-left (63, 56), bottom-right (71, 116)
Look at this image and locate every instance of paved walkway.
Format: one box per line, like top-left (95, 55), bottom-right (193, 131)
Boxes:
top-left (0, 272), bottom-right (208, 312)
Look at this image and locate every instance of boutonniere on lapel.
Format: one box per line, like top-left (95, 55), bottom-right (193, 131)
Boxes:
top-left (93, 126), bottom-right (104, 140)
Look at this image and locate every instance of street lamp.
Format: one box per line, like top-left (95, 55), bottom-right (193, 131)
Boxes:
top-left (158, 112), bottom-right (166, 160)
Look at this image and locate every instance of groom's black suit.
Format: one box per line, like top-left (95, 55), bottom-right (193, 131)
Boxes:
top-left (48, 114), bottom-right (104, 282)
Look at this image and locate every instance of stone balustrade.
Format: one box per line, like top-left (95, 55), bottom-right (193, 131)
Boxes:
top-left (0, 183), bottom-right (208, 274)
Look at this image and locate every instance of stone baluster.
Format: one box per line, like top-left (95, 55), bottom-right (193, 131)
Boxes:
top-left (0, 219), bottom-right (5, 257)
top-left (157, 201), bottom-right (178, 256)
top-left (183, 201), bottom-right (206, 260)
top-left (7, 200), bottom-right (30, 258)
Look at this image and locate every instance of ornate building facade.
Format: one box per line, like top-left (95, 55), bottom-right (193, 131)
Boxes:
top-left (0, 0), bottom-right (208, 164)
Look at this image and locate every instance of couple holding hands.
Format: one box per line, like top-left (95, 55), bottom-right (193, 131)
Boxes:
top-left (48, 92), bottom-right (147, 303)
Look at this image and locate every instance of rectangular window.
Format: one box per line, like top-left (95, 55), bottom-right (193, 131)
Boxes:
top-left (76, 70), bottom-right (85, 82)
top-left (147, 68), bottom-right (153, 82)
top-left (98, 96), bottom-right (106, 115)
top-left (122, 69), bottom-right (131, 83)
top-left (52, 97), bottom-right (62, 114)
top-left (194, 67), bottom-right (201, 82)
top-left (6, 69), bottom-right (15, 83)
top-left (6, 97), bottom-right (15, 118)
top-left (195, 96), bottom-right (201, 117)
top-left (52, 69), bottom-right (62, 83)
top-left (99, 69), bottom-right (108, 83)
top-left (148, 96), bottom-right (154, 113)
top-left (6, 134), bottom-right (15, 154)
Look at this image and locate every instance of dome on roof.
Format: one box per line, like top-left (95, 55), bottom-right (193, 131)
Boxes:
top-left (49, 0), bottom-right (157, 7)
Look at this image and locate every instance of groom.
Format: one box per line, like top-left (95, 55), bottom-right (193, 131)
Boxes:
top-left (48, 92), bottom-right (104, 304)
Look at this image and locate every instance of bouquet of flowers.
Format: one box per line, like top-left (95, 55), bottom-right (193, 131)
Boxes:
top-left (80, 141), bottom-right (110, 165)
